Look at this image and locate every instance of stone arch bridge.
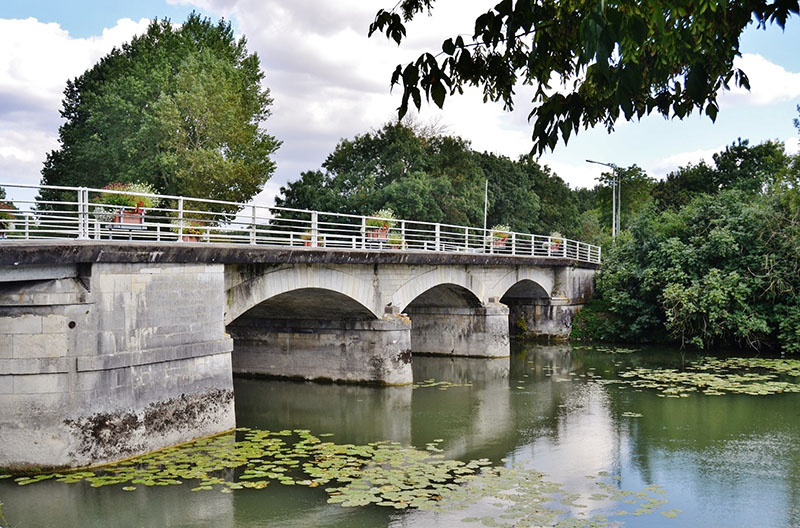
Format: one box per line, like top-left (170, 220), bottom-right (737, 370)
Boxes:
top-left (0, 241), bottom-right (596, 469)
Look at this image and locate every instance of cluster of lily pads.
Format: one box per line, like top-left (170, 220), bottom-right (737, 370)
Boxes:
top-left (617, 357), bottom-right (800, 397)
top-left (7, 428), bottom-right (676, 525)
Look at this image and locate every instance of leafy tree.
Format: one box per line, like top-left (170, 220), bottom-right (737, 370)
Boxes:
top-left (583, 190), bottom-right (800, 352)
top-left (474, 152), bottom-right (540, 232)
top-left (369, 0), bottom-right (798, 153)
top-left (278, 123), bottom-right (592, 238)
top-left (276, 123), bottom-right (486, 226)
top-left (39, 13), bottom-right (279, 214)
top-left (652, 139), bottom-right (791, 210)
top-left (518, 156), bottom-right (580, 237)
top-left (595, 165), bottom-right (655, 229)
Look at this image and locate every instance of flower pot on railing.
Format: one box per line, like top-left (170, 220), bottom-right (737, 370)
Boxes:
top-left (388, 231), bottom-right (405, 249)
top-left (0, 201), bottom-right (17, 237)
top-left (548, 232), bottom-right (564, 254)
top-left (366, 208), bottom-right (396, 240)
top-left (92, 182), bottom-right (160, 227)
top-left (367, 226), bottom-right (389, 239)
top-left (173, 220), bottom-right (206, 242)
top-left (301, 231), bottom-right (325, 247)
top-left (491, 224), bottom-right (511, 248)
top-left (112, 207), bottom-right (145, 225)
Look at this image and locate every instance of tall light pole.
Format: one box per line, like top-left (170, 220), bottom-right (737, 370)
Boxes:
top-left (586, 159), bottom-right (621, 239)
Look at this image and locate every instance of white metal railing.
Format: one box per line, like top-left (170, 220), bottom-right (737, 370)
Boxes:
top-left (0, 183), bottom-right (601, 264)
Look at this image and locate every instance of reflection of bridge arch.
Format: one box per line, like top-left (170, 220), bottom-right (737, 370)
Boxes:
top-left (224, 266), bottom-right (379, 325)
top-left (392, 269), bottom-right (486, 312)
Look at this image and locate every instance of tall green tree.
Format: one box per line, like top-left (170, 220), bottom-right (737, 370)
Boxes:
top-left (40, 13), bottom-right (279, 214)
top-left (369, 0), bottom-right (798, 153)
top-left (652, 139), bottom-right (791, 210)
top-left (276, 123), bottom-right (486, 226)
top-left (595, 165), bottom-right (655, 229)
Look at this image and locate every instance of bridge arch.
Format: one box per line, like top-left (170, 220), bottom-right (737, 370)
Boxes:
top-left (491, 268), bottom-right (554, 302)
top-left (391, 269), bottom-right (486, 312)
top-left (225, 266), bottom-right (379, 325)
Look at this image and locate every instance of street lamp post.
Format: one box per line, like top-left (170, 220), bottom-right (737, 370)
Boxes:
top-left (586, 159), bottom-right (621, 239)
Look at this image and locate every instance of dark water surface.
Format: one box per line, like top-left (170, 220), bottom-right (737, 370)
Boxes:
top-left (2, 343), bottom-right (799, 527)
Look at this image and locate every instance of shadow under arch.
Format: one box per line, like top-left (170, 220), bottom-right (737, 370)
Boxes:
top-left (390, 269), bottom-right (485, 314)
top-left (229, 287), bottom-right (377, 322)
top-left (226, 285), bottom-right (412, 385)
top-left (224, 266), bottom-right (378, 326)
top-left (403, 282), bottom-right (483, 311)
top-left (500, 279), bottom-right (560, 337)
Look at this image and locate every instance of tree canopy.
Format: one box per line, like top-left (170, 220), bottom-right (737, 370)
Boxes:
top-left (276, 122), bottom-right (584, 236)
top-left (369, 0), bottom-right (799, 154)
top-left (40, 13), bottom-right (280, 213)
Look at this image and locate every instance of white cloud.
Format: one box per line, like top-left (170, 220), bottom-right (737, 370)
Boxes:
top-left (721, 53), bottom-right (800, 107)
top-left (539, 158), bottom-right (604, 189)
top-left (647, 146), bottom-right (722, 179)
top-left (0, 17), bottom-right (152, 186)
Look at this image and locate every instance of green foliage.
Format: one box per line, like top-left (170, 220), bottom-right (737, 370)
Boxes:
top-left (0, 200), bottom-right (17, 230)
top-left (596, 189), bottom-right (800, 352)
top-left (570, 298), bottom-right (617, 341)
top-left (39, 13), bottom-right (279, 215)
top-left (653, 139), bottom-right (792, 210)
top-left (595, 165), bottom-right (655, 229)
top-left (366, 208), bottom-right (396, 228)
top-left (277, 123), bottom-right (588, 239)
top-left (369, 1), bottom-right (798, 154)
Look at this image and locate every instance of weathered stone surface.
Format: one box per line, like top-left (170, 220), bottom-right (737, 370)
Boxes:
top-left (229, 315), bottom-right (413, 385)
top-left (406, 303), bottom-right (511, 358)
top-left (0, 242), bottom-right (596, 468)
top-left (0, 262), bottom-right (235, 470)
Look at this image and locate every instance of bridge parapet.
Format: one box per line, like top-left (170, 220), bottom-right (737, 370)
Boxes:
top-left (0, 182), bottom-right (601, 264)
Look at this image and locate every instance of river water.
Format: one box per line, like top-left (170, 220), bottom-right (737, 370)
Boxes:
top-left (2, 342), bottom-right (799, 527)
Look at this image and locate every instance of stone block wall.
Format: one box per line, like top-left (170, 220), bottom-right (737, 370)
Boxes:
top-left (0, 263), bottom-right (234, 470)
top-left (405, 303), bottom-right (510, 357)
top-left (228, 315), bottom-right (413, 385)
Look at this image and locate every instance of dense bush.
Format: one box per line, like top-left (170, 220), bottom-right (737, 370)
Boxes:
top-left (579, 190), bottom-right (800, 352)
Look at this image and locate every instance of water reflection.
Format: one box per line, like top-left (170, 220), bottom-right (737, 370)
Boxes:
top-left (2, 342), bottom-right (799, 527)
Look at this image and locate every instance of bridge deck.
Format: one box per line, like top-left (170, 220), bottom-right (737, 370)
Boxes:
top-left (0, 241), bottom-right (600, 269)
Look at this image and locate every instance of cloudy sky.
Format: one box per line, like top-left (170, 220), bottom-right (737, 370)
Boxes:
top-left (2, 0), bottom-right (799, 207)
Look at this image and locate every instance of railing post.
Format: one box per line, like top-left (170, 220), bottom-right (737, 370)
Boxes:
top-left (250, 205), bottom-right (257, 245)
top-left (464, 227), bottom-right (469, 251)
top-left (361, 216), bottom-right (367, 249)
top-left (435, 224), bottom-right (441, 252)
top-left (78, 187), bottom-right (90, 240)
top-left (24, 215), bottom-right (29, 240)
top-left (511, 232), bottom-right (516, 256)
top-left (178, 197), bottom-right (184, 241)
top-left (311, 211), bottom-right (319, 248)
top-left (401, 220), bottom-right (406, 249)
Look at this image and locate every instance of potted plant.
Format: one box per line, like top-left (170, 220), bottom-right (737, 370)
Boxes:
top-left (92, 182), bottom-right (160, 224)
top-left (388, 230), bottom-right (405, 249)
top-left (491, 224), bottom-right (511, 247)
top-left (0, 201), bottom-right (17, 238)
top-left (549, 231), bottom-right (564, 252)
top-left (366, 208), bottom-right (396, 239)
top-left (300, 230), bottom-right (325, 247)
top-left (174, 220), bottom-right (205, 242)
